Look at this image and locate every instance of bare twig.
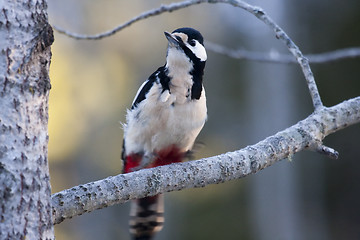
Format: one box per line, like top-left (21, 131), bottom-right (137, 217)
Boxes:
top-left (206, 42), bottom-right (360, 64)
top-left (52, 0), bottom-right (206, 40)
top-left (51, 97), bottom-right (360, 224)
top-left (220, 0), bottom-right (323, 110)
top-left (315, 145), bottom-right (339, 160)
top-left (307, 47), bottom-right (360, 63)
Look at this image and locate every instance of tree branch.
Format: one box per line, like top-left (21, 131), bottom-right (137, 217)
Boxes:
top-left (206, 42), bottom-right (360, 64)
top-left (51, 96), bottom-right (360, 225)
top-left (52, 0), bottom-right (205, 40)
top-left (222, 0), bottom-right (323, 110)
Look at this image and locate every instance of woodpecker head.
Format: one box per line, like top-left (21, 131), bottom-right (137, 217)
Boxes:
top-left (164, 27), bottom-right (207, 66)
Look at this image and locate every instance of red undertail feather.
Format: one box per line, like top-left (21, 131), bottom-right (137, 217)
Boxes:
top-left (153, 144), bottom-right (185, 167)
top-left (124, 145), bottom-right (185, 173)
top-left (124, 153), bottom-right (142, 173)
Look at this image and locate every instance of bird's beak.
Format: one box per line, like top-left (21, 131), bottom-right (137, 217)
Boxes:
top-left (164, 31), bottom-right (179, 47)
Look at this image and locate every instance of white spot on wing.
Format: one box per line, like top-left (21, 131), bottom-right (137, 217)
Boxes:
top-left (132, 80), bottom-right (149, 106)
top-left (160, 90), bottom-right (171, 103)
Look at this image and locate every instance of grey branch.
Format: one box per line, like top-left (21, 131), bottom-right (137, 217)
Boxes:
top-left (206, 42), bottom-right (360, 64)
top-left (315, 145), bottom-right (339, 160)
top-left (52, 0), bottom-right (205, 40)
top-left (51, 96), bottom-right (360, 225)
top-left (222, 0), bottom-right (322, 110)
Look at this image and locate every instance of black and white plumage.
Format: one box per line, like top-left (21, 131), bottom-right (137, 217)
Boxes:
top-left (122, 27), bottom-right (207, 240)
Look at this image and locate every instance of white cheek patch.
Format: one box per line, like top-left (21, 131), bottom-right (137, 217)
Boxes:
top-left (189, 41), bottom-right (207, 62)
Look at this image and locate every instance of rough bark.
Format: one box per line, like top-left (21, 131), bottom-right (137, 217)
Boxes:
top-left (52, 97), bottom-right (360, 224)
top-left (0, 0), bottom-right (54, 239)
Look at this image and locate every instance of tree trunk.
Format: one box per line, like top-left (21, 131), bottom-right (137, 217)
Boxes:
top-left (0, 0), bottom-right (54, 239)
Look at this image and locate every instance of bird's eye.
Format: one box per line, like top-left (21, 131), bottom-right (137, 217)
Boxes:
top-left (189, 39), bottom-right (196, 47)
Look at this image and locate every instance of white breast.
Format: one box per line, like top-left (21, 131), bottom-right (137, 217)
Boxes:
top-left (124, 84), bottom-right (207, 156)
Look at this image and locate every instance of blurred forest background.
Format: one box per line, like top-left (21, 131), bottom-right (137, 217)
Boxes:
top-left (47, 0), bottom-right (360, 239)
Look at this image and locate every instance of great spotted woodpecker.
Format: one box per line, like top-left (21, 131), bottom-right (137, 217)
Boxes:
top-left (122, 27), bottom-right (207, 240)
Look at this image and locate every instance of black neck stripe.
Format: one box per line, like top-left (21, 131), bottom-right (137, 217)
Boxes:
top-left (179, 44), bottom-right (206, 100)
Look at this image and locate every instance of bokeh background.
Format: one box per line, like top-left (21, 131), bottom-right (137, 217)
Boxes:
top-left (47, 0), bottom-right (360, 239)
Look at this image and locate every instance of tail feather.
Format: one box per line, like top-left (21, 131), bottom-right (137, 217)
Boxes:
top-left (129, 194), bottom-right (164, 240)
